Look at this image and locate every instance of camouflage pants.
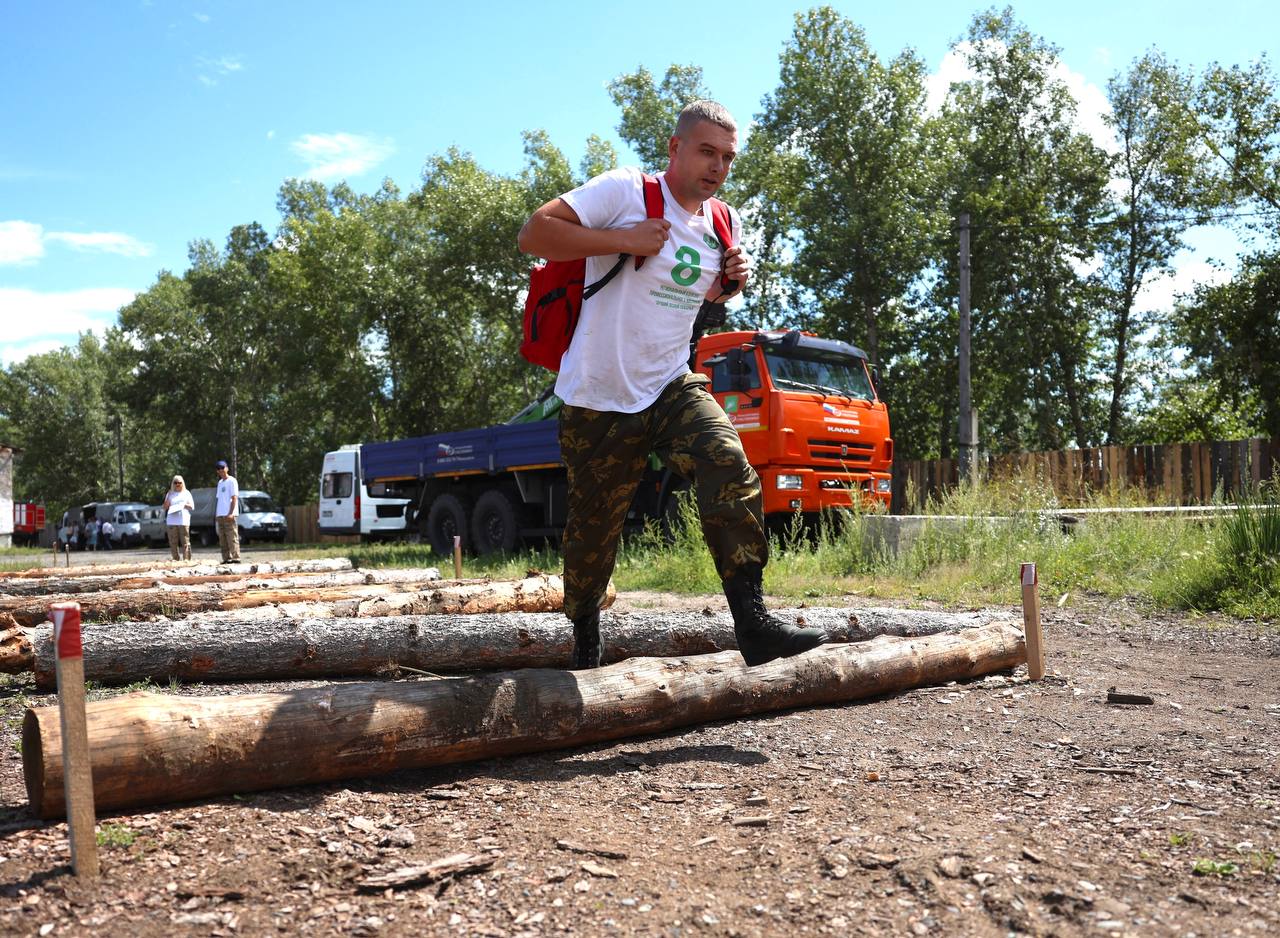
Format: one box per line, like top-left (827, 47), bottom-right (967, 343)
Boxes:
top-left (559, 373), bottom-right (768, 621)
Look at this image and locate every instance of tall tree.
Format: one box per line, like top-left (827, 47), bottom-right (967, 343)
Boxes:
top-left (932, 7), bottom-right (1112, 453)
top-left (1099, 54), bottom-right (1214, 443)
top-left (1171, 251), bottom-right (1280, 437)
top-left (1, 335), bottom-right (123, 508)
top-left (748, 6), bottom-right (940, 368)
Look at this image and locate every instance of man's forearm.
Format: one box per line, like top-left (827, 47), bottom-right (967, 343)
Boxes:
top-left (518, 213), bottom-right (631, 262)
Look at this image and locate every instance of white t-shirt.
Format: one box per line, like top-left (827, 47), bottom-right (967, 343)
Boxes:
top-left (216, 475), bottom-right (239, 516)
top-left (555, 167), bottom-right (741, 413)
top-left (165, 489), bottom-right (194, 526)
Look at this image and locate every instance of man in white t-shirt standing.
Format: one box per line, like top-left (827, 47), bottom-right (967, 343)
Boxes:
top-left (519, 100), bottom-right (826, 671)
top-left (214, 459), bottom-right (241, 563)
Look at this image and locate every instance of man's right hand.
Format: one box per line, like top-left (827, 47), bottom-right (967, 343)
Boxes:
top-left (619, 218), bottom-right (671, 257)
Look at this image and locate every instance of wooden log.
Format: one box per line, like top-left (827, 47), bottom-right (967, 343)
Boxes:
top-left (0, 574), bottom-right (578, 627)
top-left (22, 620), bottom-right (1025, 818)
top-left (20, 606), bottom-right (1004, 686)
top-left (0, 558), bottom-right (355, 597)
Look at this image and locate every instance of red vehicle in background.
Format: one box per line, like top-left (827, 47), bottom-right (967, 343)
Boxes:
top-left (13, 503), bottom-right (45, 548)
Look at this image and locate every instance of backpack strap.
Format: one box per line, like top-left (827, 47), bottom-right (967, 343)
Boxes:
top-left (707, 198), bottom-right (738, 296)
top-left (634, 173), bottom-right (666, 270)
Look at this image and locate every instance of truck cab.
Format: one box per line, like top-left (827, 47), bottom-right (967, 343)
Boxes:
top-left (693, 330), bottom-right (893, 515)
top-left (319, 445), bottom-right (411, 538)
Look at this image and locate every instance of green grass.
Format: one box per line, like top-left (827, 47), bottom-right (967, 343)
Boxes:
top-left (277, 477), bottom-right (1280, 620)
top-left (0, 547), bottom-right (52, 573)
top-left (96, 823), bottom-right (137, 849)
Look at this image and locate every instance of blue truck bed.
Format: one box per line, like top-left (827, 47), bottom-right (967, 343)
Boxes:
top-left (361, 419), bottom-right (562, 483)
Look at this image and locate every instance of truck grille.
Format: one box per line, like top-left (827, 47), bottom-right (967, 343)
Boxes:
top-left (808, 439), bottom-right (875, 463)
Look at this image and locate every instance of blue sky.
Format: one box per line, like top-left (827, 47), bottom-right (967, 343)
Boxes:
top-left (1, 0), bottom-right (1274, 366)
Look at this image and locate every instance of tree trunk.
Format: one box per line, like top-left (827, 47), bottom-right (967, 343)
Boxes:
top-left (0, 574), bottom-right (580, 627)
top-left (18, 606), bottom-right (1003, 687)
top-left (23, 621), bottom-right (1026, 818)
top-left (0, 558), bottom-right (355, 597)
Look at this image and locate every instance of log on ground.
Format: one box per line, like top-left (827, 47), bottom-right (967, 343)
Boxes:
top-left (0, 558), bottom-right (354, 597)
top-left (21, 606), bottom-right (1002, 686)
top-left (22, 620), bottom-right (1026, 818)
top-left (0, 573), bottom-right (580, 627)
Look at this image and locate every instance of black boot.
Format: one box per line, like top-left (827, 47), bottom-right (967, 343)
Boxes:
top-left (724, 566), bottom-right (827, 667)
top-left (571, 609), bottom-right (602, 670)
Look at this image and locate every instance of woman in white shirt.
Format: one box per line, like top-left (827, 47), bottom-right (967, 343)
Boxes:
top-left (162, 475), bottom-right (195, 560)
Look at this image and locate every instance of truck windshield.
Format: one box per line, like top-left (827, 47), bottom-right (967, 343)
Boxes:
top-left (763, 349), bottom-right (874, 401)
top-left (241, 496), bottom-right (279, 514)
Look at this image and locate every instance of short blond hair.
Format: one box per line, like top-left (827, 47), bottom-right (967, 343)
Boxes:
top-left (674, 100), bottom-right (736, 139)
top-left (172, 475), bottom-right (185, 486)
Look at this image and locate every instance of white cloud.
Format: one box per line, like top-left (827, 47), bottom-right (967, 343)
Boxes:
top-left (193, 12), bottom-right (210, 23)
top-left (290, 133), bottom-right (395, 182)
top-left (0, 287), bottom-right (136, 340)
top-left (196, 54), bottom-right (243, 86)
top-left (45, 231), bottom-right (154, 257)
top-left (0, 221), bottom-right (153, 264)
top-left (0, 221), bottom-right (45, 265)
top-left (0, 286), bottom-right (137, 365)
top-left (1, 338), bottom-right (65, 367)
top-left (926, 43), bottom-right (1117, 155)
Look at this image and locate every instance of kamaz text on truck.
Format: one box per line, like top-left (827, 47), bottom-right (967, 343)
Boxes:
top-left (319, 330), bottom-right (892, 555)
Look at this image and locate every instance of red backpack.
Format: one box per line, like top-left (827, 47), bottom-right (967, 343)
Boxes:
top-left (520, 174), bottom-right (737, 372)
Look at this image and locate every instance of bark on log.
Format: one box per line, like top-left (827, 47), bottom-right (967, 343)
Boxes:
top-left (0, 558), bottom-right (354, 597)
top-left (22, 621), bottom-right (1026, 818)
top-left (22, 606), bottom-right (1002, 686)
top-left (0, 574), bottom-right (582, 627)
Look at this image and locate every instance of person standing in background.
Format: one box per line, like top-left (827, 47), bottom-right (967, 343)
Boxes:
top-left (214, 459), bottom-right (240, 563)
top-left (99, 517), bottom-right (114, 550)
top-left (163, 474), bottom-right (194, 560)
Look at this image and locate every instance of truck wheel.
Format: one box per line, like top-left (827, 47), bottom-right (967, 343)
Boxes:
top-left (426, 494), bottom-right (471, 557)
top-left (198, 528), bottom-right (216, 548)
top-left (471, 489), bottom-right (520, 555)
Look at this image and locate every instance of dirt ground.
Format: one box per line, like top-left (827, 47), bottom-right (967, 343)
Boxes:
top-left (0, 586), bottom-right (1277, 937)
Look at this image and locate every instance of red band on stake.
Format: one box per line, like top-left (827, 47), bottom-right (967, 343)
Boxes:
top-left (1020, 562), bottom-right (1037, 587)
top-left (50, 602), bottom-right (83, 660)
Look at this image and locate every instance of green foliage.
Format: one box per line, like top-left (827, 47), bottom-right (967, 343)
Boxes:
top-left (1170, 251), bottom-right (1280, 437)
top-left (744, 7), bottom-right (940, 372)
top-left (1158, 484), bottom-right (1280, 617)
top-left (930, 8), bottom-right (1113, 454)
top-left (1192, 858), bottom-right (1238, 877)
top-left (0, 334), bottom-right (130, 505)
top-left (607, 65), bottom-right (710, 172)
top-left (1168, 831), bottom-right (1194, 847)
top-left (1099, 53), bottom-right (1209, 443)
top-left (96, 823), bottom-right (137, 849)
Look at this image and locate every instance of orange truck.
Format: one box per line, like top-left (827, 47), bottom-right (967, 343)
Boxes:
top-left (329, 329), bottom-right (892, 554)
top-left (693, 329), bottom-right (893, 517)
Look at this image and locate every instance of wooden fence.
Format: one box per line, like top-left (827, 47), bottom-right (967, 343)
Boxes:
top-left (894, 437), bottom-right (1280, 511)
top-left (283, 504), bottom-right (359, 545)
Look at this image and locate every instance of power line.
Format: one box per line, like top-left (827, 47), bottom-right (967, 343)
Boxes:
top-left (959, 207), bottom-right (1280, 234)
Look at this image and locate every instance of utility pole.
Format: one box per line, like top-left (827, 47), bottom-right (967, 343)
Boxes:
top-left (957, 213), bottom-right (978, 483)
top-left (114, 414), bottom-right (125, 500)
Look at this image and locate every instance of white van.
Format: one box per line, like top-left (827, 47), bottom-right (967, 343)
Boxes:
top-left (108, 502), bottom-right (149, 547)
top-left (319, 445), bottom-right (410, 538)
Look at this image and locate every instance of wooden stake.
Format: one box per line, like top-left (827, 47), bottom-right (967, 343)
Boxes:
top-left (49, 602), bottom-right (99, 877)
top-left (452, 535), bottom-right (462, 579)
top-left (1019, 562), bottom-right (1045, 681)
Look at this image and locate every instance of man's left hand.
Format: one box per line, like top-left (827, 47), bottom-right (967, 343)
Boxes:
top-left (708, 245), bottom-right (751, 301)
